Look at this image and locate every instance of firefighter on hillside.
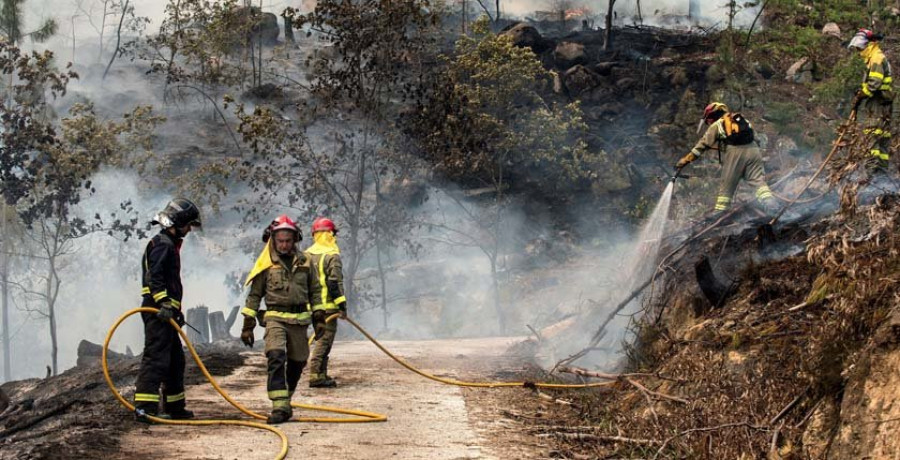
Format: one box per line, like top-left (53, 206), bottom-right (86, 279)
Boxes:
top-left (676, 102), bottom-right (776, 214)
top-left (241, 215), bottom-right (313, 424)
top-left (305, 217), bottom-right (346, 388)
top-left (134, 198), bottom-right (202, 423)
top-left (849, 28), bottom-right (893, 170)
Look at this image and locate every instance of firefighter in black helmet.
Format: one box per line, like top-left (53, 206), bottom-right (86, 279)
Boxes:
top-left (134, 198), bottom-right (202, 423)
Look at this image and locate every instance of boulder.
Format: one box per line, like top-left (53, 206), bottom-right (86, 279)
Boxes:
top-left (562, 64), bottom-right (601, 95)
top-left (554, 42), bottom-right (586, 68)
top-left (501, 23), bottom-right (546, 53)
top-left (76, 340), bottom-right (128, 367)
top-left (822, 22), bottom-right (841, 38)
top-left (236, 6), bottom-right (280, 46)
top-left (786, 57), bottom-right (814, 84)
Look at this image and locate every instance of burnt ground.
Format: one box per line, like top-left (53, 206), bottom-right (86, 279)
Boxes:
top-left (0, 341), bottom-right (247, 460)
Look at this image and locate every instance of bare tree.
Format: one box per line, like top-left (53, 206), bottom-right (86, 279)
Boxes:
top-left (604, 0), bottom-right (615, 50)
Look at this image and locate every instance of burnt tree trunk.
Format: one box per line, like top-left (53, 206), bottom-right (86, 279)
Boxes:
top-left (208, 311), bottom-right (230, 341)
top-left (603, 0), bottom-right (615, 50)
top-left (186, 306), bottom-right (210, 344)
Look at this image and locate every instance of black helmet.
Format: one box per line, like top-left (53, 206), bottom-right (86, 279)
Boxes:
top-left (153, 198), bottom-right (202, 229)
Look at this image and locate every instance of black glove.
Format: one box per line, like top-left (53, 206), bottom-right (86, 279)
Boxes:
top-left (157, 302), bottom-right (177, 322)
top-left (174, 309), bottom-right (185, 327)
top-left (312, 310), bottom-right (326, 339)
top-left (241, 315), bottom-right (256, 347)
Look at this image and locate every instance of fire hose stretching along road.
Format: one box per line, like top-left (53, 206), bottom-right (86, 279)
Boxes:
top-left (103, 308), bottom-right (617, 460)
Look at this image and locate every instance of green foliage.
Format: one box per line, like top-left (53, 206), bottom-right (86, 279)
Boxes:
top-left (411, 17), bottom-right (599, 196)
top-left (146, 0), bottom-right (254, 87)
top-left (813, 54), bottom-right (865, 105)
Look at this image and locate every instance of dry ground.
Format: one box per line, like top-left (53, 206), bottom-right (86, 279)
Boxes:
top-left (115, 336), bottom-right (567, 460)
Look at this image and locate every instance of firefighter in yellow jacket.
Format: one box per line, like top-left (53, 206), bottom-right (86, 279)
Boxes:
top-left (676, 102), bottom-right (776, 214)
top-left (305, 217), bottom-right (346, 388)
top-left (241, 215), bottom-right (313, 424)
top-left (849, 29), bottom-right (893, 169)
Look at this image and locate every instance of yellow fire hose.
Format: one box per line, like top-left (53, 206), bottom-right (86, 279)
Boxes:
top-left (102, 308), bottom-right (387, 460)
top-left (105, 309), bottom-right (616, 459)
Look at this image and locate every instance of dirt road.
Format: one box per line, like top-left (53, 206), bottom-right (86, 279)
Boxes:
top-left (117, 336), bottom-right (550, 460)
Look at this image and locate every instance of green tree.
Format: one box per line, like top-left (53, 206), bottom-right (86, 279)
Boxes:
top-left (408, 18), bottom-right (601, 332)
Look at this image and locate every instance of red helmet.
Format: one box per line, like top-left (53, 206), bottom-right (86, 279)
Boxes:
top-left (264, 214), bottom-right (301, 242)
top-left (311, 217), bottom-right (337, 234)
top-left (703, 102), bottom-right (729, 124)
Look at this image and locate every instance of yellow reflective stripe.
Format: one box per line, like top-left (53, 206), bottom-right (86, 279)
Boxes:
top-left (333, 296), bottom-right (346, 306)
top-left (268, 390), bottom-right (290, 400)
top-left (756, 186), bottom-right (773, 200)
top-left (134, 393), bottom-right (160, 402)
top-left (311, 302), bottom-right (336, 312)
top-left (871, 149), bottom-right (890, 160)
top-left (241, 307), bottom-right (257, 318)
top-left (170, 299), bottom-right (181, 309)
top-left (166, 392), bottom-right (185, 403)
top-left (869, 71), bottom-right (885, 79)
top-left (264, 310), bottom-right (311, 321)
top-left (318, 253), bottom-right (329, 309)
top-left (141, 287), bottom-right (150, 295)
top-left (862, 85), bottom-right (874, 97)
top-left (715, 196), bottom-right (731, 211)
top-left (864, 128), bottom-right (892, 138)
top-left (152, 291), bottom-right (168, 302)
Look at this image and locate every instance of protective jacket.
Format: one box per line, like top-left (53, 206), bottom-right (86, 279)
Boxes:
top-left (135, 229), bottom-right (187, 415)
top-left (141, 230), bottom-right (183, 310)
top-left (243, 240), bottom-right (313, 325)
top-left (690, 115), bottom-right (774, 212)
top-left (859, 42), bottom-right (894, 164)
top-left (860, 42), bottom-right (893, 99)
top-left (305, 232), bottom-right (346, 313)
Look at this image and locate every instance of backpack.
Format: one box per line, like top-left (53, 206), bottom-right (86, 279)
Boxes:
top-left (721, 113), bottom-right (755, 146)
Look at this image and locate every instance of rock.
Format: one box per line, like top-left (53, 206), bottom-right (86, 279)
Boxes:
top-left (786, 57), bottom-right (814, 84)
top-left (554, 42), bottom-right (586, 68)
top-left (236, 6), bottom-right (280, 46)
top-left (614, 77), bottom-right (638, 90)
top-left (822, 22), bottom-right (841, 38)
top-left (773, 136), bottom-right (800, 158)
top-left (76, 340), bottom-right (127, 367)
top-left (501, 23), bottom-right (546, 53)
top-left (562, 64), bottom-right (601, 96)
top-left (0, 387), bottom-right (9, 413)
top-left (592, 62), bottom-right (617, 76)
top-left (754, 61), bottom-right (775, 79)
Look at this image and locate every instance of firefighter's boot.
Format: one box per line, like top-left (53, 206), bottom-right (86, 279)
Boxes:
top-left (267, 405), bottom-right (293, 424)
top-left (309, 373), bottom-right (337, 388)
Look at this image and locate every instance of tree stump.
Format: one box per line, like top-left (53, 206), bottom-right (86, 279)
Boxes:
top-left (208, 311), bottom-right (231, 341)
top-left (186, 306), bottom-right (210, 344)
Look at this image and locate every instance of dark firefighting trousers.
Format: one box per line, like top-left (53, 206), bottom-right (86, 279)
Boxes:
top-left (860, 94), bottom-right (893, 168)
top-left (264, 319), bottom-right (309, 411)
top-left (309, 317), bottom-right (338, 382)
top-left (134, 312), bottom-right (186, 414)
top-left (715, 144), bottom-right (776, 214)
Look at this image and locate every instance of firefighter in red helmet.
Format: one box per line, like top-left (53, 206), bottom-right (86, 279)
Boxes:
top-left (304, 217), bottom-right (346, 388)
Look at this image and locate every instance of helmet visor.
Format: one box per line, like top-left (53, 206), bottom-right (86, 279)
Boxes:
top-left (848, 34), bottom-right (868, 50)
